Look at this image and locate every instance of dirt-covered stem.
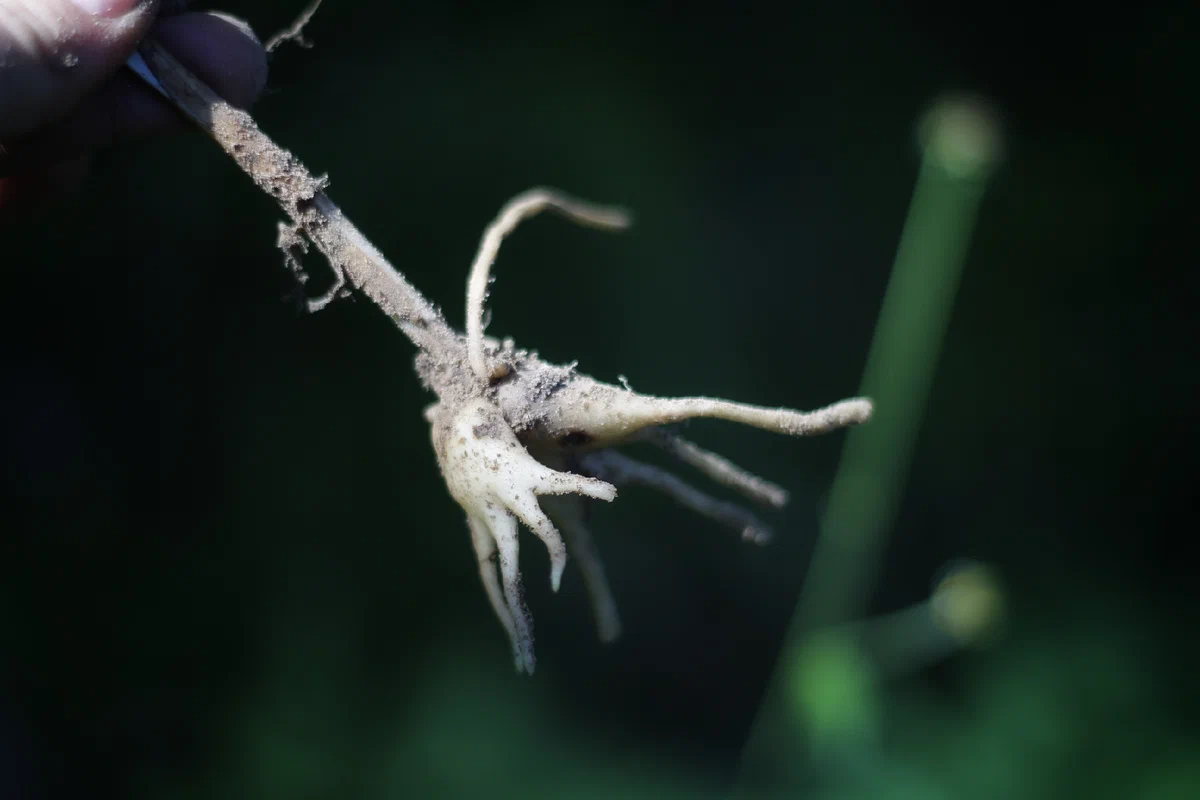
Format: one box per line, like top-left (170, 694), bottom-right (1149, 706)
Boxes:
top-left (138, 39), bottom-right (458, 355)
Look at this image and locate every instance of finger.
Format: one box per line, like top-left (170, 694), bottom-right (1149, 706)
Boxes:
top-left (0, 12), bottom-right (267, 177)
top-left (0, 0), bottom-right (160, 139)
top-left (151, 12), bottom-right (267, 109)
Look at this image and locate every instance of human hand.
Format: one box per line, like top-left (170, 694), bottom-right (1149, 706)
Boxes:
top-left (0, 0), bottom-right (268, 208)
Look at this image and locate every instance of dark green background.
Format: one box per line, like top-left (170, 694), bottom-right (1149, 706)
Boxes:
top-left (2, 3), bottom-right (1195, 798)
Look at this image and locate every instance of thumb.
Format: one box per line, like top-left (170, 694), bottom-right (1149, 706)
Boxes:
top-left (0, 0), bottom-right (160, 139)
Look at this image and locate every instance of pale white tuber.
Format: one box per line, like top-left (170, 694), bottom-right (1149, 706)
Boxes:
top-left (126, 46), bottom-right (872, 676)
top-left (421, 188), bottom-right (873, 674)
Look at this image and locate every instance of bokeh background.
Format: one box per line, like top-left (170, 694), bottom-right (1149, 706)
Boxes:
top-left (2, 2), bottom-right (1195, 798)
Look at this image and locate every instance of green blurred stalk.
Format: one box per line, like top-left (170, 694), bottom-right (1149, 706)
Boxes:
top-left (734, 99), bottom-right (999, 795)
top-left (799, 143), bottom-right (991, 626)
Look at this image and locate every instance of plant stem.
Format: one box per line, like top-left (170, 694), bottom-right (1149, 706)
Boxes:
top-left (137, 39), bottom-right (459, 356)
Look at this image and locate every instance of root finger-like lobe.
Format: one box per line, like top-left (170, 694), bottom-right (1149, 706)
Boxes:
top-left (584, 451), bottom-right (774, 545)
top-left (468, 517), bottom-right (523, 667)
top-left (509, 492), bottom-right (569, 592)
top-left (647, 430), bottom-right (791, 509)
top-left (533, 376), bottom-right (872, 447)
top-left (541, 494), bottom-right (623, 643)
top-left (536, 468), bottom-right (618, 502)
top-left (646, 396), bottom-right (874, 438)
top-left (488, 511), bottom-right (535, 675)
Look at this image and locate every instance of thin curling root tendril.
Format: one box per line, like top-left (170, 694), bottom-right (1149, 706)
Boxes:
top-left (128, 45), bottom-right (872, 677)
top-left (465, 188), bottom-right (631, 383)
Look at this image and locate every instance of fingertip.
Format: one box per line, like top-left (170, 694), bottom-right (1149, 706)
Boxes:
top-left (0, 0), bottom-right (159, 138)
top-left (152, 11), bottom-right (268, 109)
top-left (0, 8), bottom-right (271, 176)
top-left (68, 0), bottom-right (146, 16)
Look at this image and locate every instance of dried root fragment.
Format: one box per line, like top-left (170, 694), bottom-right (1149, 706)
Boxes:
top-left (643, 429), bottom-right (790, 509)
top-left (581, 450), bottom-right (774, 545)
top-left (424, 188), bottom-right (873, 673)
top-left (539, 493), bottom-right (622, 644)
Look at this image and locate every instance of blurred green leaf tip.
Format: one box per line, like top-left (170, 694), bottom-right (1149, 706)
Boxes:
top-left (919, 95), bottom-right (1003, 179)
top-left (931, 559), bottom-right (1005, 648)
top-left (789, 631), bottom-right (883, 751)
